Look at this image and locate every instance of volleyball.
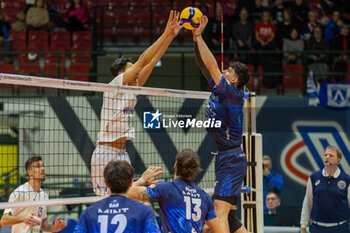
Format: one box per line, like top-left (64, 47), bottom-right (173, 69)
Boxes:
top-left (180, 7), bottom-right (203, 30)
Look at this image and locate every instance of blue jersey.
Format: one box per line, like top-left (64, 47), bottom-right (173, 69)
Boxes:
top-left (206, 76), bottom-right (244, 147)
top-left (146, 178), bottom-right (216, 233)
top-left (310, 169), bottom-right (350, 223)
top-left (74, 195), bottom-right (160, 233)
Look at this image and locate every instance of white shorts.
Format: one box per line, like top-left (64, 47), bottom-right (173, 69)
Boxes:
top-left (91, 144), bottom-right (130, 196)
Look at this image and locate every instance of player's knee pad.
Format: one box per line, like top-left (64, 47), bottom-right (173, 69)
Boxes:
top-left (228, 210), bottom-right (242, 233)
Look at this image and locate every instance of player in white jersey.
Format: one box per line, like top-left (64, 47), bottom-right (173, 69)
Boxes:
top-left (91, 10), bottom-right (183, 196)
top-left (1, 156), bottom-right (67, 233)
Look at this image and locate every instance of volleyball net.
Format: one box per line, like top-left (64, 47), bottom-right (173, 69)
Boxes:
top-left (0, 73), bottom-right (219, 209)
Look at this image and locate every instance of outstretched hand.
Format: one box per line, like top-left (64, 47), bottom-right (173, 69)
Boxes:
top-left (52, 217), bottom-right (67, 232)
top-left (141, 166), bottom-right (163, 184)
top-left (193, 15), bottom-right (208, 39)
top-left (165, 10), bottom-right (182, 37)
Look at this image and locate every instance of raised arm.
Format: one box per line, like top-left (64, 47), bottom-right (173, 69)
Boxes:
top-left (123, 10), bottom-right (179, 85)
top-left (137, 11), bottom-right (182, 86)
top-left (193, 37), bottom-right (211, 82)
top-left (192, 16), bottom-right (222, 85)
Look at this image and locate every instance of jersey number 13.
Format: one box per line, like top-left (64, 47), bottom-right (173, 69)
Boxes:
top-left (184, 196), bottom-right (202, 221)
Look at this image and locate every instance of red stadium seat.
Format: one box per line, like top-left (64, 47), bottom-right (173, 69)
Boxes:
top-left (283, 64), bottom-right (304, 89)
top-left (28, 31), bottom-right (49, 51)
top-left (1, 0), bottom-right (24, 23)
top-left (50, 31), bottom-right (71, 51)
top-left (18, 54), bottom-right (40, 75)
top-left (70, 54), bottom-right (91, 64)
top-left (72, 31), bottom-right (92, 51)
top-left (67, 64), bottom-right (90, 82)
top-left (42, 54), bottom-right (65, 77)
top-left (10, 31), bottom-right (27, 51)
top-left (345, 64), bottom-right (350, 83)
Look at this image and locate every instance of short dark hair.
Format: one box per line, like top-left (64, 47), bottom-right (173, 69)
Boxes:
top-left (325, 146), bottom-right (343, 159)
top-left (110, 57), bottom-right (134, 77)
top-left (104, 160), bottom-right (134, 193)
top-left (229, 61), bottom-right (250, 89)
top-left (175, 149), bottom-right (203, 180)
top-left (25, 156), bottom-right (42, 173)
top-left (266, 191), bottom-right (281, 200)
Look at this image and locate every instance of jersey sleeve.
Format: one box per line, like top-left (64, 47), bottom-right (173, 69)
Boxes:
top-left (204, 194), bottom-right (217, 221)
top-left (143, 207), bottom-right (161, 233)
top-left (3, 191), bottom-right (21, 215)
top-left (73, 210), bottom-right (88, 233)
top-left (109, 73), bottom-right (123, 86)
top-left (215, 76), bottom-right (243, 102)
top-left (146, 182), bottom-right (169, 202)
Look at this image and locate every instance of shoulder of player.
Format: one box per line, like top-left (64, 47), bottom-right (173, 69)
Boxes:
top-left (109, 73), bottom-right (124, 85)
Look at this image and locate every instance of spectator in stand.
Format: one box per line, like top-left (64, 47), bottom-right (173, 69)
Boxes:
top-left (0, 13), bottom-right (12, 63)
top-left (331, 25), bottom-right (350, 81)
top-left (46, 0), bottom-right (69, 30)
top-left (68, 0), bottom-right (89, 31)
top-left (307, 26), bottom-right (331, 82)
top-left (324, 10), bottom-right (342, 41)
top-left (264, 191), bottom-right (282, 226)
top-left (250, 0), bottom-right (268, 24)
top-left (283, 28), bottom-right (304, 64)
top-left (291, 0), bottom-right (310, 32)
top-left (26, 0), bottom-right (50, 30)
top-left (25, 0), bottom-right (35, 14)
top-left (270, 0), bottom-right (291, 24)
top-left (276, 9), bottom-right (297, 49)
top-left (203, 2), bottom-right (230, 51)
top-left (262, 155), bottom-right (283, 213)
top-left (235, 0), bottom-right (254, 19)
top-left (254, 10), bottom-right (278, 88)
top-left (232, 8), bottom-right (254, 62)
top-left (320, 0), bottom-right (336, 15)
top-left (301, 10), bottom-right (322, 40)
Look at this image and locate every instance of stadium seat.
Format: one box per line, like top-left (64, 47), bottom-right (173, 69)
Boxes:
top-left (50, 31), bottom-right (71, 51)
top-left (345, 64), bottom-right (350, 83)
top-left (10, 31), bottom-right (27, 51)
top-left (28, 31), bottom-right (49, 51)
top-left (1, 0), bottom-right (24, 23)
top-left (72, 31), bottom-right (92, 51)
top-left (70, 54), bottom-right (91, 64)
top-left (18, 54), bottom-right (40, 75)
top-left (67, 64), bottom-right (90, 82)
top-left (282, 64), bottom-right (304, 89)
top-left (42, 54), bottom-right (65, 78)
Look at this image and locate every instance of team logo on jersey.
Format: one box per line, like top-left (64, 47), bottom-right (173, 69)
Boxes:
top-left (281, 121), bottom-right (350, 185)
top-left (143, 110), bottom-right (162, 129)
top-left (315, 180), bottom-right (320, 186)
top-left (337, 180), bottom-right (346, 190)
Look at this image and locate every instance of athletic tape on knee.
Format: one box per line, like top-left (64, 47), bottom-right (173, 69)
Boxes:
top-left (228, 210), bottom-right (242, 233)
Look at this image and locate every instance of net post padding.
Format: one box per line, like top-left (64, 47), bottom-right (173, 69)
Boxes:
top-left (0, 73), bottom-right (210, 99)
top-left (242, 94), bottom-right (263, 233)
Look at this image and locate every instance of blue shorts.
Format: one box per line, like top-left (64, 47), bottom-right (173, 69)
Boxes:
top-left (214, 147), bottom-right (247, 197)
top-left (310, 222), bottom-right (350, 233)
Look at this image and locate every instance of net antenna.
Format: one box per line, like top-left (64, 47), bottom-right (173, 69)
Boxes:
top-left (242, 91), bottom-right (263, 233)
top-left (220, 13), bottom-right (224, 72)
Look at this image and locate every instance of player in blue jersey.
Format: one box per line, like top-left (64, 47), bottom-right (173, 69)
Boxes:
top-left (128, 149), bottom-right (222, 233)
top-left (192, 16), bottom-right (250, 233)
top-left (74, 160), bottom-right (162, 233)
top-left (300, 146), bottom-right (350, 233)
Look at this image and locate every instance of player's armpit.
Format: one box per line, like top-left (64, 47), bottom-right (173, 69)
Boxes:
top-left (205, 218), bottom-right (223, 233)
top-left (128, 186), bottom-right (150, 201)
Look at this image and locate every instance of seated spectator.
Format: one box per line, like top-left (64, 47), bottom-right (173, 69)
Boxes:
top-left (26, 0), bottom-right (50, 30)
top-left (276, 9), bottom-right (297, 49)
top-left (68, 0), bottom-right (89, 31)
top-left (251, 0), bottom-right (268, 24)
top-left (232, 8), bottom-right (254, 61)
top-left (203, 2), bottom-right (230, 51)
top-left (0, 13), bottom-right (12, 63)
top-left (291, 0), bottom-right (310, 31)
top-left (307, 26), bottom-right (331, 82)
top-left (263, 155), bottom-right (283, 212)
top-left (324, 10), bottom-right (342, 41)
top-left (264, 191), bottom-right (281, 226)
top-left (25, 0), bottom-right (35, 14)
top-left (301, 10), bottom-right (322, 40)
top-left (46, 0), bottom-right (69, 30)
top-left (331, 25), bottom-right (350, 81)
top-left (283, 28), bottom-right (304, 64)
top-left (270, 0), bottom-right (291, 24)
